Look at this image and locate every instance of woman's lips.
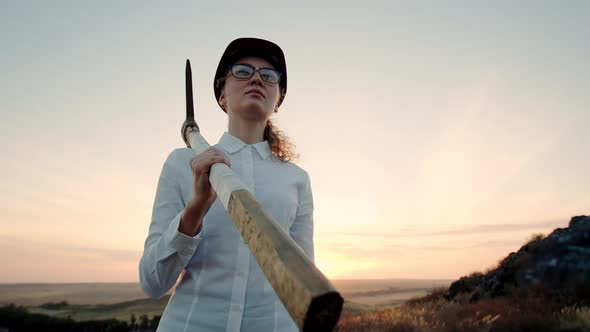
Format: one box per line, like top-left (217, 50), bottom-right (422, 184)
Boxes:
top-left (246, 90), bottom-right (265, 98)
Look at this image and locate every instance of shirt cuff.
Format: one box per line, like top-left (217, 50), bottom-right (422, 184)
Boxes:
top-left (163, 209), bottom-right (203, 267)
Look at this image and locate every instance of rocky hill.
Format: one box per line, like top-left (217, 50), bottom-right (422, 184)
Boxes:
top-left (447, 215), bottom-right (590, 304)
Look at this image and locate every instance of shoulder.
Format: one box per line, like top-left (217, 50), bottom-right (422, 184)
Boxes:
top-left (163, 147), bottom-right (193, 168)
top-left (167, 147), bottom-right (193, 160)
top-left (276, 159), bottom-right (311, 184)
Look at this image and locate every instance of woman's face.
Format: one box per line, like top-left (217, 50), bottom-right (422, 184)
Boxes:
top-left (218, 56), bottom-right (281, 121)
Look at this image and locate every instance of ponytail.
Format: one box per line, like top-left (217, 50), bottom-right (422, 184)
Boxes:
top-left (264, 120), bottom-right (298, 162)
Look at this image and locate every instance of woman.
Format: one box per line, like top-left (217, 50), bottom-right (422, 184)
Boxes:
top-left (139, 38), bottom-right (314, 332)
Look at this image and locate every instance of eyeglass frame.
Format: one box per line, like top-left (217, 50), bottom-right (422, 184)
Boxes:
top-left (215, 63), bottom-right (282, 89)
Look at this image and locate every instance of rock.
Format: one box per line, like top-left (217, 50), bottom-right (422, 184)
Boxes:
top-left (446, 215), bottom-right (590, 305)
top-left (569, 215), bottom-right (590, 232)
top-left (446, 272), bottom-right (483, 300)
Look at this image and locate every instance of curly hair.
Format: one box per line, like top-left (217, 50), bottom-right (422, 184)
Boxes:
top-left (264, 119), bottom-right (298, 162)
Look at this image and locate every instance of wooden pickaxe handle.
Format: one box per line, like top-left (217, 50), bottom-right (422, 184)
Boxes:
top-left (181, 60), bottom-right (343, 331)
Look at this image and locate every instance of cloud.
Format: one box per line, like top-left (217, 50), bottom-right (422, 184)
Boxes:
top-left (327, 218), bottom-right (564, 239)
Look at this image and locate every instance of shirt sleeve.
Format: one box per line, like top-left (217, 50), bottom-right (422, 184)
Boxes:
top-left (139, 149), bottom-right (203, 299)
top-left (289, 171), bottom-right (315, 262)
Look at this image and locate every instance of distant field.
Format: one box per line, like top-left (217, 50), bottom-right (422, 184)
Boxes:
top-left (0, 283), bottom-right (148, 306)
top-left (333, 279), bottom-right (450, 307)
top-left (0, 279), bottom-right (451, 322)
top-left (0, 279), bottom-right (451, 306)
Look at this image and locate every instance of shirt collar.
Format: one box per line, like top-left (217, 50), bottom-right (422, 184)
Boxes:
top-left (217, 132), bottom-right (272, 160)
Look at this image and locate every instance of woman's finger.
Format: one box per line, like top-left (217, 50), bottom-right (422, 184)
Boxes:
top-left (201, 155), bottom-right (231, 170)
top-left (189, 152), bottom-right (231, 177)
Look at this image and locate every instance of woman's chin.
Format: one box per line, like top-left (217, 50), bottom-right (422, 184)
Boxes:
top-left (233, 103), bottom-right (272, 121)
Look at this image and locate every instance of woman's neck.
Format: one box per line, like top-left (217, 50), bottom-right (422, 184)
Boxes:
top-left (227, 117), bottom-right (267, 144)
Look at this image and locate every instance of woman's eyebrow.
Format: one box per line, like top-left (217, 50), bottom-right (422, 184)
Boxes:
top-left (235, 62), bottom-right (275, 69)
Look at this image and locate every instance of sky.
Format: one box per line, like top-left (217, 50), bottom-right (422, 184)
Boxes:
top-left (0, 1), bottom-right (588, 283)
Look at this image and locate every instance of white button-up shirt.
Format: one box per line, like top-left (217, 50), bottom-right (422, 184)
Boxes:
top-left (139, 132), bottom-right (314, 331)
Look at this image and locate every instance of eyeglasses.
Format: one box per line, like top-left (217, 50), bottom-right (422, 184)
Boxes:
top-left (229, 64), bottom-right (282, 84)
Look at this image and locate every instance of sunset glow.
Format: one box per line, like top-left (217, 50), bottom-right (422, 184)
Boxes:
top-left (1, 2), bottom-right (588, 283)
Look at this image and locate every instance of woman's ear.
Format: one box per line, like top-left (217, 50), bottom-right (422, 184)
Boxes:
top-left (218, 93), bottom-right (226, 110)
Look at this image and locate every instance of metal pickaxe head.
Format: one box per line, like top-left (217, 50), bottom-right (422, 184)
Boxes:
top-left (182, 59), bottom-right (200, 147)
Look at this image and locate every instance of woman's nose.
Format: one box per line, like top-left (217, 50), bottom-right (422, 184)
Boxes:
top-left (249, 71), bottom-right (264, 84)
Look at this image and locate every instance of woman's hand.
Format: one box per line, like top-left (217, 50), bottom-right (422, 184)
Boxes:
top-left (179, 147), bottom-right (231, 236)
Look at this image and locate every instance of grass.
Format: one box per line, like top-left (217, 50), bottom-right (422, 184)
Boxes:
top-left (7, 286), bottom-right (589, 331)
top-left (333, 288), bottom-right (590, 332)
top-left (8, 277), bottom-right (587, 330)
